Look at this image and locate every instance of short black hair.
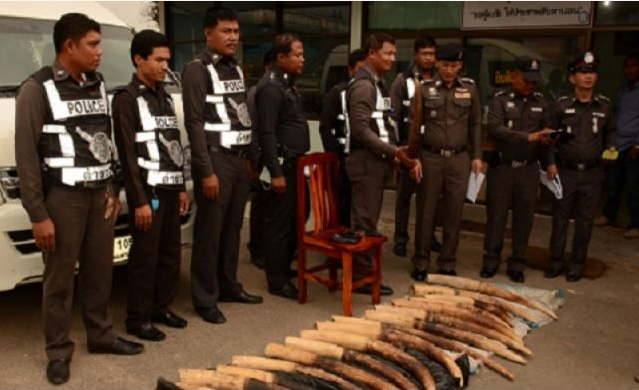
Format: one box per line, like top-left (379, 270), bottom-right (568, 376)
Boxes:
top-left (348, 49), bottom-right (367, 69)
top-left (624, 52), bottom-right (639, 65)
top-left (273, 33), bottom-right (302, 58)
top-left (414, 35), bottom-right (437, 53)
top-left (130, 30), bottom-right (170, 67)
top-left (53, 13), bottom-right (101, 54)
top-left (262, 50), bottom-right (274, 69)
top-left (203, 6), bottom-right (238, 30)
top-left (363, 33), bottom-right (395, 54)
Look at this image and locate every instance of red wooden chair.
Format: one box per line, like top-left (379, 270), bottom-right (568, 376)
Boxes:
top-left (296, 152), bottom-right (387, 316)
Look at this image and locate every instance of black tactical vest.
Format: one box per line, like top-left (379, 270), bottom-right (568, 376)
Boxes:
top-left (198, 53), bottom-right (252, 151)
top-left (127, 84), bottom-right (184, 188)
top-left (348, 70), bottom-right (396, 151)
top-left (33, 67), bottom-right (113, 187)
top-left (333, 81), bottom-right (349, 154)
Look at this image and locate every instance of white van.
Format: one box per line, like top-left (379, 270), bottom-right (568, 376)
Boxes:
top-left (0, 2), bottom-right (194, 292)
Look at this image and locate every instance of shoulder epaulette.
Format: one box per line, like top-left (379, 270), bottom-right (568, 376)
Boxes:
top-left (494, 90), bottom-right (507, 97)
top-left (32, 66), bottom-right (54, 83)
top-left (423, 79), bottom-right (436, 85)
top-left (534, 91), bottom-right (544, 98)
top-left (557, 95), bottom-right (569, 102)
top-left (460, 77), bottom-right (475, 84)
top-left (596, 94), bottom-right (610, 102)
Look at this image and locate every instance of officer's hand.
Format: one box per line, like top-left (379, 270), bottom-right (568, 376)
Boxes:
top-left (202, 174), bottom-right (220, 200)
top-left (135, 205), bottom-right (153, 231)
top-left (547, 164), bottom-right (558, 180)
top-left (33, 218), bottom-right (55, 253)
top-left (395, 146), bottom-right (417, 169)
top-left (471, 159), bottom-right (483, 176)
top-left (246, 160), bottom-right (258, 180)
top-left (409, 159), bottom-right (423, 183)
top-left (271, 176), bottom-right (287, 194)
top-left (179, 191), bottom-right (190, 216)
top-left (530, 128), bottom-right (556, 144)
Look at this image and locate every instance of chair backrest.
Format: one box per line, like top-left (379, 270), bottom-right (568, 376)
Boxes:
top-left (296, 152), bottom-right (341, 238)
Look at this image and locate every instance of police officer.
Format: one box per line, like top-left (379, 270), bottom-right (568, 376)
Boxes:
top-left (256, 34), bottom-right (310, 299)
top-left (390, 35), bottom-right (442, 258)
top-left (347, 33), bottom-right (421, 293)
top-left (246, 50), bottom-right (274, 270)
top-left (15, 13), bottom-right (143, 385)
top-left (319, 48), bottom-right (366, 226)
top-left (112, 31), bottom-right (190, 341)
top-left (183, 7), bottom-right (263, 325)
top-left (481, 57), bottom-right (554, 283)
top-left (410, 44), bottom-right (483, 280)
top-left (545, 51), bottom-right (617, 282)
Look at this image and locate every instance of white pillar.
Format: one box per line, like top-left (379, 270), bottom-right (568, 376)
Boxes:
top-left (350, 1), bottom-right (363, 50)
top-left (158, 2), bottom-right (166, 34)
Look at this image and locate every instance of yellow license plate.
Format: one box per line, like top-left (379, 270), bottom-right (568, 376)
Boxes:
top-left (113, 235), bottom-right (132, 263)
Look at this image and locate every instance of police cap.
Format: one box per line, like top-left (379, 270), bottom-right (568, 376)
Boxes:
top-left (513, 56), bottom-right (541, 82)
top-left (568, 51), bottom-right (599, 74)
top-left (436, 44), bottom-right (464, 62)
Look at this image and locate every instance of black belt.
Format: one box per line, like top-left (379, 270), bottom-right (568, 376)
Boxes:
top-left (500, 157), bottom-right (536, 168)
top-left (209, 145), bottom-right (249, 158)
top-left (423, 145), bottom-right (467, 157)
top-left (557, 159), bottom-right (600, 171)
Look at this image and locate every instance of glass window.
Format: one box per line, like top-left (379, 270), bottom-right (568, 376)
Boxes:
top-left (368, 2), bottom-right (462, 30)
top-left (595, 1), bottom-right (639, 26)
top-left (294, 37), bottom-right (349, 118)
top-left (378, 38), bottom-right (462, 86)
top-left (167, 2), bottom-right (276, 75)
top-left (283, 2), bottom-right (350, 34)
top-left (466, 36), bottom-right (583, 105)
top-left (0, 17), bottom-right (133, 89)
top-left (592, 31), bottom-right (639, 103)
top-left (283, 2), bottom-right (350, 119)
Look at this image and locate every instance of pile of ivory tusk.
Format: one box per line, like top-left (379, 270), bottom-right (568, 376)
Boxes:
top-left (165, 274), bottom-right (559, 390)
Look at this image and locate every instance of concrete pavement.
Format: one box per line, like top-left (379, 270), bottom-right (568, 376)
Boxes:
top-left (0, 191), bottom-right (638, 389)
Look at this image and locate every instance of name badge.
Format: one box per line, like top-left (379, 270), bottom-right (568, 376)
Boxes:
top-left (455, 92), bottom-right (471, 99)
top-left (592, 112), bottom-right (606, 118)
top-left (531, 107), bottom-right (543, 112)
top-left (65, 99), bottom-right (108, 117)
top-left (380, 97), bottom-right (391, 111)
top-left (565, 108), bottom-right (576, 114)
top-left (223, 79), bottom-right (245, 93)
top-left (506, 101), bottom-right (515, 108)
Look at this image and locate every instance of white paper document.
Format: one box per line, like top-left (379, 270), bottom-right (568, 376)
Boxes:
top-left (539, 170), bottom-right (563, 199)
top-left (466, 172), bottom-right (485, 203)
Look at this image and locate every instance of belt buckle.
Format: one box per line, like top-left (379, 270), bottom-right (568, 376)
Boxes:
top-left (441, 149), bottom-right (452, 158)
top-left (577, 163), bottom-right (586, 171)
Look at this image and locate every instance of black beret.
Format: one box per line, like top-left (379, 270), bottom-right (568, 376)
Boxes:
top-left (436, 44), bottom-right (463, 61)
top-left (513, 56), bottom-right (541, 82)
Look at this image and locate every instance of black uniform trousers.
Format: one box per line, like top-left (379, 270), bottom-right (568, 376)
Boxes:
top-left (483, 163), bottom-right (539, 272)
top-left (126, 188), bottom-right (181, 327)
top-left (248, 182), bottom-right (266, 262)
top-left (191, 152), bottom-right (247, 309)
top-left (413, 151), bottom-right (470, 271)
top-left (346, 149), bottom-right (391, 235)
top-left (264, 158), bottom-right (299, 289)
top-left (394, 169), bottom-right (417, 245)
top-left (549, 165), bottom-right (604, 274)
top-left (43, 185), bottom-right (117, 360)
